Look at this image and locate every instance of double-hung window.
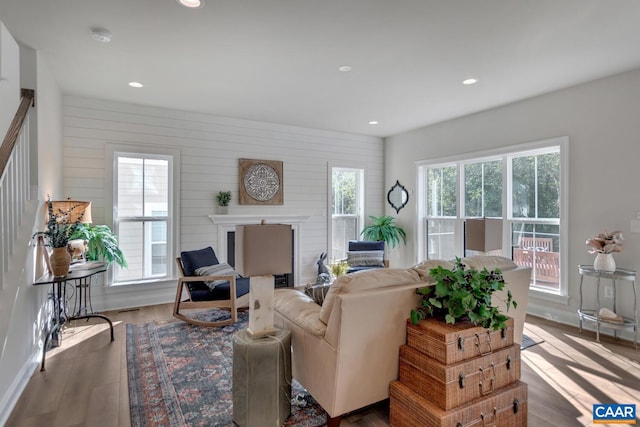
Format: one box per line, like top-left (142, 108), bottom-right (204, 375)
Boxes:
top-left (111, 150), bottom-right (176, 284)
top-left (508, 148), bottom-right (561, 292)
top-left (329, 166), bottom-right (364, 262)
top-left (418, 138), bottom-right (566, 295)
top-left (425, 164), bottom-right (458, 260)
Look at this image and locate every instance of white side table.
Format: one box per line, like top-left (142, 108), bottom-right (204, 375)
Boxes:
top-left (577, 265), bottom-right (637, 348)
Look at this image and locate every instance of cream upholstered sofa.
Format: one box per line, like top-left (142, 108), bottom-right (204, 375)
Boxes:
top-left (273, 256), bottom-right (530, 424)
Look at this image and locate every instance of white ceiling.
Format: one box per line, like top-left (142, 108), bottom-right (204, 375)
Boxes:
top-left (2, 0), bottom-right (640, 137)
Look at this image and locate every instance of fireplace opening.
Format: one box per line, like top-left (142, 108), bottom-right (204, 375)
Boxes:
top-left (226, 230), bottom-right (294, 287)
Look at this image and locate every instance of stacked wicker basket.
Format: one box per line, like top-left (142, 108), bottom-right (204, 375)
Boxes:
top-left (390, 317), bottom-right (528, 426)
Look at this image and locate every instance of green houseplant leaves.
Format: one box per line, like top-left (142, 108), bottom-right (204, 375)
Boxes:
top-left (70, 224), bottom-right (127, 268)
top-left (360, 215), bottom-right (406, 255)
top-left (216, 191), bottom-right (232, 207)
top-left (410, 258), bottom-right (517, 331)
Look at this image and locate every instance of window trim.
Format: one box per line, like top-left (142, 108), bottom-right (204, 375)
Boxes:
top-left (415, 136), bottom-right (569, 297)
top-left (105, 144), bottom-right (181, 285)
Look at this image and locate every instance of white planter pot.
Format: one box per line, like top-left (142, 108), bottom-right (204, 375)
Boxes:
top-left (593, 253), bottom-right (616, 272)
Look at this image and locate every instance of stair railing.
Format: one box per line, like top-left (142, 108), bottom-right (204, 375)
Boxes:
top-left (0, 89), bottom-right (35, 288)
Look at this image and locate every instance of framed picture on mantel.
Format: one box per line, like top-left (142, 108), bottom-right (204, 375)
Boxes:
top-left (239, 158), bottom-right (284, 205)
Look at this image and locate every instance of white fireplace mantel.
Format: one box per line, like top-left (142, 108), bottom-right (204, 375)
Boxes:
top-left (209, 214), bottom-right (311, 225)
top-left (208, 214), bottom-right (311, 285)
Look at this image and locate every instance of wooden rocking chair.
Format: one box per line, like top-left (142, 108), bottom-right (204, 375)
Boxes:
top-left (174, 246), bottom-right (250, 327)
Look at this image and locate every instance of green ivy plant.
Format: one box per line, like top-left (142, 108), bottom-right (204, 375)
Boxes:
top-left (410, 258), bottom-right (517, 331)
top-left (360, 215), bottom-right (406, 256)
top-left (70, 224), bottom-right (127, 268)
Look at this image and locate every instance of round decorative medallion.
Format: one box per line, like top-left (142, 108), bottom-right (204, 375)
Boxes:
top-left (243, 163), bottom-right (280, 201)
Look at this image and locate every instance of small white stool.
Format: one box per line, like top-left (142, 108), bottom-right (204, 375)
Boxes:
top-left (232, 328), bottom-right (292, 426)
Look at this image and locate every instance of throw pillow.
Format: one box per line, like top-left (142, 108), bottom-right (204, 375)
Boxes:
top-left (195, 263), bottom-right (241, 290)
top-left (304, 283), bottom-right (332, 306)
top-left (347, 250), bottom-right (384, 267)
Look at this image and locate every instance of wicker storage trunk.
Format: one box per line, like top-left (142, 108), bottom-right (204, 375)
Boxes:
top-left (406, 317), bottom-right (514, 364)
top-left (399, 343), bottom-right (521, 410)
top-left (390, 379), bottom-right (528, 427)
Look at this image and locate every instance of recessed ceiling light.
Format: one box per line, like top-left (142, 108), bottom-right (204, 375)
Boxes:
top-left (462, 78), bottom-right (478, 85)
top-left (91, 28), bottom-right (112, 43)
top-left (338, 65), bottom-right (352, 72)
top-left (128, 81), bottom-right (143, 88)
top-left (177, 0), bottom-right (203, 8)
top-left (368, 121), bottom-right (379, 125)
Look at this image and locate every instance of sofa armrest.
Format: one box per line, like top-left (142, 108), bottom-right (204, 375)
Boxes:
top-left (274, 289), bottom-right (327, 337)
top-left (495, 266), bottom-right (531, 344)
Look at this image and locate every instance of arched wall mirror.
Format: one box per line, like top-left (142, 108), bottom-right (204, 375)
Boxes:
top-left (387, 180), bottom-right (409, 213)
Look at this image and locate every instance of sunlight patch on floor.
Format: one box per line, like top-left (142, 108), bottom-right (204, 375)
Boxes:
top-left (522, 353), bottom-right (593, 425)
top-left (46, 320), bottom-right (121, 359)
top-left (522, 319), bottom-right (640, 426)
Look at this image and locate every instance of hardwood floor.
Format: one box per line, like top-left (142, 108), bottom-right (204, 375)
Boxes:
top-left (6, 304), bottom-right (639, 426)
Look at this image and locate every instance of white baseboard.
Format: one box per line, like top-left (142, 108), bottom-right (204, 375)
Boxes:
top-left (0, 350), bottom-right (40, 426)
top-left (90, 280), bottom-right (177, 312)
top-left (528, 300), bottom-right (637, 343)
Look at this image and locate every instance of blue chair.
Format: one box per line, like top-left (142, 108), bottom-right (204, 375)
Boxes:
top-left (345, 240), bottom-right (387, 274)
top-left (174, 246), bottom-right (250, 327)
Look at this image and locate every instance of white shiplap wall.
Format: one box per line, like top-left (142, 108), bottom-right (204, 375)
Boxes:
top-left (62, 96), bottom-right (383, 309)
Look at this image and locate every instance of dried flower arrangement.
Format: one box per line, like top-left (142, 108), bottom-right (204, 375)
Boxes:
top-left (33, 199), bottom-right (85, 248)
top-left (586, 230), bottom-right (623, 254)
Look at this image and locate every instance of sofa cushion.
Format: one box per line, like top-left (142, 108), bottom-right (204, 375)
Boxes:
top-left (347, 250), bottom-right (385, 267)
top-left (319, 268), bottom-right (422, 325)
top-left (195, 262), bottom-right (241, 290)
top-left (411, 259), bottom-right (454, 281)
top-left (274, 289), bottom-right (327, 336)
top-left (461, 256), bottom-right (517, 271)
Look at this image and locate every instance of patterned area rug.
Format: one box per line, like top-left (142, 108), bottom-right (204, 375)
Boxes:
top-left (126, 310), bottom-right (327, 427)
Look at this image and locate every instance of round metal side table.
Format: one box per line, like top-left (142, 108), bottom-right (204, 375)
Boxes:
top-left (577, 265), bottom-right (637, 348)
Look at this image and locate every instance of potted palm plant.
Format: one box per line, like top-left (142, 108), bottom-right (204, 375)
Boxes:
top-left (360, 215), bottom-right (407, 264)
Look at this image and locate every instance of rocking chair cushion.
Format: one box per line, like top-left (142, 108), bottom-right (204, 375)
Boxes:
top-left (180, 246), bottom-right (221, 276)
top-left (345, 240), bottom-right (386, 274)
top-left (187, 277), bottom-right (251, 301)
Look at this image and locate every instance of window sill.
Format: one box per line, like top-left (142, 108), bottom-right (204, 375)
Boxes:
top-left (529, 288), bottom-right (570, 305)
top-left (110, 277), bottom-right (176, 288)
